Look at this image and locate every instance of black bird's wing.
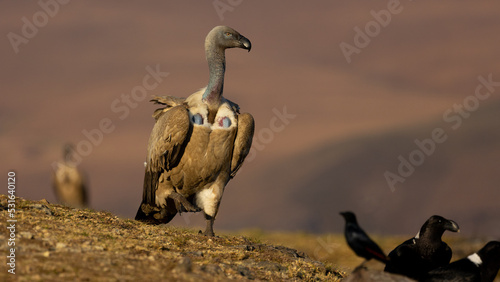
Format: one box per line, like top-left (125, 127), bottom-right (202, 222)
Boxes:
top-left (421, 259), bottom-right (480, 282)
top-left (385, 239), bottom-right (422, 277)
top-left (346, 224), bottom-right (388, 263)
top-left (431, 242), bottom-right (453, 269)
top-left (477, 241), bottom-right (500, 282)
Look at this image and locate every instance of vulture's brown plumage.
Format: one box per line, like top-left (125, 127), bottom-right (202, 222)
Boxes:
top-left (135, 26), bottom-right (254, 236)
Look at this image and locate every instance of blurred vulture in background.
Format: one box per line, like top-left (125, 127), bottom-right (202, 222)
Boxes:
top-left (52, 143), bottom-right (88, 208)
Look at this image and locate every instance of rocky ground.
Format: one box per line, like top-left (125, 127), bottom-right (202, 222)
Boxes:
top-left (2, 195), bottom-right (498, 281)
top-left (0, 195), bottom-right (344, 281)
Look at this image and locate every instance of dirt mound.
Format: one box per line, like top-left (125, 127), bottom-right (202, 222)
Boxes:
top-left (0, 195), bottom-right (343, 281)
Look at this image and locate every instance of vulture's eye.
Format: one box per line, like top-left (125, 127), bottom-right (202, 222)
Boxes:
top-left (225, 32), bottom-right (232, 36)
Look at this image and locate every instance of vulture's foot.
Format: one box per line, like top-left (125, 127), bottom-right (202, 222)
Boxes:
top-left (200, 215), bottom-right (215, 237)
top-left (168, 192), bottom-right (201, 213)
top-left (199, 229), bottom-right (215, 237)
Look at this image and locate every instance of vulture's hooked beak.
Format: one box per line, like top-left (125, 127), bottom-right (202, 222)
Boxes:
top-left (240, 36), bottom-right (251, 52)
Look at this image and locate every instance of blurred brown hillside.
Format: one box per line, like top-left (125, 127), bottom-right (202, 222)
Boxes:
top-left (1, 1), bottom-right (499, 236)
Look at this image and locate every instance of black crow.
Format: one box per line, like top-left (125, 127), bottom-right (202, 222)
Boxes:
top-left (384, 215), bottom-right (460, 279)
top-left (421, 241), bottom-right (500, 282)
top-left (340, 211), bottom-right (389, 264)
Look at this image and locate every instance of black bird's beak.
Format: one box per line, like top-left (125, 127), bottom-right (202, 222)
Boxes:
top-left (445, 220), bottom-right (460, 233)
top-left (240, 36), bottom-right (251, 52)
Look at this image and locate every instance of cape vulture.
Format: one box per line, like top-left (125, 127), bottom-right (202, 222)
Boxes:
top-left (52, 143), bottom-right (88, 208)
top-left (135, 26), bottom-right (254, 236)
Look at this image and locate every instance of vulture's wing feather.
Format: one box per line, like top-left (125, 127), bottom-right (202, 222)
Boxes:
top-left (150, 96), bottom-right (186, 120)
top-left (141, 104), bottom-right (191, 206)
top-left (230, 112), bottom-right (254, 178)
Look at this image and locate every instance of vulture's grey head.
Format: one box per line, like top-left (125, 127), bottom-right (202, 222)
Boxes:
top-left (205, 26), bottom-right (251, 52)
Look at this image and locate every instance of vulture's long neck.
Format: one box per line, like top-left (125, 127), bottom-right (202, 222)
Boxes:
top-left (202, 37), bottom-right (226, 123)
top-left (63, 146), bottom-right (73, 164)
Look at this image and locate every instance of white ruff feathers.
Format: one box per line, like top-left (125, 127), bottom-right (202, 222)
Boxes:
top-left (467, 253), bottom-right (482, 266)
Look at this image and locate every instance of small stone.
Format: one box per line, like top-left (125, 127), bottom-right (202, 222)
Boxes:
top-left (296, 271), bottom-right (305, 279)
top-left (237, 265), bottom-right (253, 279)
top-left (257, 261), bottom-right (286, 272)
top-left (192, 251), bottom-right (203, 257)
top-left (237, 252), bottom-right (249, 260)
top-left (20, 231), bottom-right (34, 239)
top-left (55, 242), bottom-right (67, 250)
top-left (176, 257), bottom-right (192, 273)
top-left (201, 264), bottom-right (222, 275)
top-left (81, 241), bottom-right (92, 251)
top-left (32, 204), bottom-right (53, 216)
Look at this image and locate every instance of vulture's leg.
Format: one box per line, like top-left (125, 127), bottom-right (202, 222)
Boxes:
top-left (198, 184), bottom-right (225, 237)
top-left (202, 213), bottom-right (215, 237)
